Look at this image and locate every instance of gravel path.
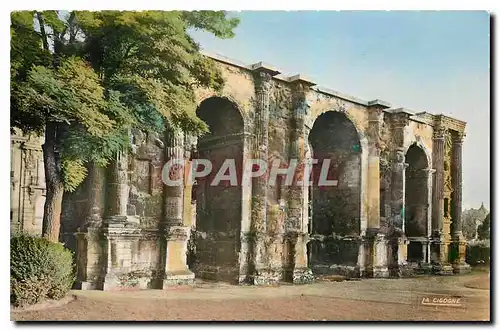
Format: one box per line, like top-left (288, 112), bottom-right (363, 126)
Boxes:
top-left (12, 273), bottom-right (490, 321)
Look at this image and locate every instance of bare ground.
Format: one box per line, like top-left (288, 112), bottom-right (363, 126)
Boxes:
top-left (11, 273), bottom-right (490, 322)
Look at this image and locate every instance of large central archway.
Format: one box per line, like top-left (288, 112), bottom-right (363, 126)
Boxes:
top-left (192, 96), bottom-right (244, 283)
top-left (307, 111), bottom-right (362, 276)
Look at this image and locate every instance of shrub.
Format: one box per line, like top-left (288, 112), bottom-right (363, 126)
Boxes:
top-left (466, 240), bottom-right (490, 266)
top-left (11, 233), bottom-right (75, 307)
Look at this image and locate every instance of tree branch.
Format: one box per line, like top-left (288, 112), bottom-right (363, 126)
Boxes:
top-left (36, 12), bottom-right (49, 52)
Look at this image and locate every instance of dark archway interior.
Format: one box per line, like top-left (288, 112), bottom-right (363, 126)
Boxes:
top-left (193, 97), bottom-right (244, 283)
top-left (405, 144), bottom-right (429, 237)
top-left (405, 144), bottom-right (429, 262)
top-left (307, 111), bottom-right (362, 273)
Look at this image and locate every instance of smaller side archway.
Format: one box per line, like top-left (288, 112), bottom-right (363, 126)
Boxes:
top-left (404, 142), bottom-right (431, 262)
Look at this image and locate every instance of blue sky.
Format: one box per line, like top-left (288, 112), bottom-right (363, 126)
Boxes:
top-left (190, 10), bottom-right (490, 210)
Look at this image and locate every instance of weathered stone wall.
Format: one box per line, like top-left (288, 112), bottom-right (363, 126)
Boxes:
top-left (11, 130), bottom-right (46, 235)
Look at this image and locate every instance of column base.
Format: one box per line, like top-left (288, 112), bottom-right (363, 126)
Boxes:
top-left (293, 267), bottom-right (314, 284)
top-left (453, 262), bottom-right (471, 274)
top-left (420, 262), bottom-right (434, 275)
top-left (101, 274), bottom-right (152, 290)
top-left (373, 266), bottom-right (389, 278)
top-left (162, 271), bottom-right (195, 287)
top-left (389, 263), bottom-right (415, 278)
top-left (251, 268), bottom-right (282, 285)
top-left (75, 281), bottom-right (101, 291)
top-left (373, 232), bottom-right (389, 278)
top-left (432, 263), bottom-right (454, 275)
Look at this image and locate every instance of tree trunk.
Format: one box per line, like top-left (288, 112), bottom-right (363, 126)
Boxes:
top-left (42, 122), bottom-right (64, 242)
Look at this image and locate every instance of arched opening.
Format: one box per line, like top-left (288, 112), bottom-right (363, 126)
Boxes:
top-left (307, 111), bottom-right (362, 275)
top-left (193, 97), bottom-right (244, 283)
top-left (405, 143), bottom-right (429, 262)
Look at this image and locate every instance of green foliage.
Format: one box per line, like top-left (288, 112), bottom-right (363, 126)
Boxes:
top-left (61, 159), bottom-right (88, 192)
top-left (466, 240), bottom-right (490, 266)
top-left (182, 11), bottom-right (239, 38)
top-left (477, 213), bottom-right (490, 240)
top-left (11, 10), bottom-right (239, 192)
top-left (11, 233), bottom-right (75, 307)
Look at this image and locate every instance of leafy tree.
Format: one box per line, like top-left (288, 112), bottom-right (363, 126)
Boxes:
top-left (11, 10), bottom-right (239, 242)
top-left (477, 213), bottom-right (490, 240)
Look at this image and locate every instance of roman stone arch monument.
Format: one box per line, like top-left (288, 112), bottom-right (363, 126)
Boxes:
top-left (11, 52), bottom-right (470, 289)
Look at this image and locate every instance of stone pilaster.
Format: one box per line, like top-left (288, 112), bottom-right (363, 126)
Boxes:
top-left (386, 112), bottom-right (411, 277)
top-left (287, 78), bottom-right (314, 284)
top-left (391, 149), bottom-right (408, 232)
top-left (250, 68), bottom-right (274, 284)
top-left (161, 123), bottom-right (194, 286)
top-left (430, 124), bottom-right (453, 274)
top-left (450, 132), bottom-right (470, 273)
top-left (366, 108), bottom-right (384, 229)
top-left (432, 126), bottom-right (446, 234)
top-left (251, 70), bottom-right (272, 233)
top-left (389, 112), bottom-right (410, 232)
top-left (451, 132), bottom-right (465, 237)
top-left (288, 81), bottom-right (309, 231)
top-left (366, 108), bottom-right (388, 277)
top-left (422, 168), bottom-right (435, 269)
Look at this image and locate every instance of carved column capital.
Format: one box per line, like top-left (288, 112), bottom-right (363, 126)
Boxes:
top-left (452, 132), bottom-right (466, 145)
top-left (368, 107), bottom-right (384, 123)
top-left (254, 70), bottom-right (273, 93)
top-left (433, 126), bottom-right (447, 140)
top-left (391, 113), bottom-right (410, 128)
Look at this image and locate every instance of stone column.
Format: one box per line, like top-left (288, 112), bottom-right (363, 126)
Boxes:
top-left (83, 163), bottom-right (105, 229)
top-left (98, 145), bottom-right (143, 290)
top-left (251, 70), bottom-right (271, 233)
top-left (388, 113), bottom-right (411, 276)
top-left (106, 151), bottom-right (133, 223)
top-left (249, 68), bottom-right (274, 284)
top-left (391, 149), bottom-right (408, 232)
top-left (451, 132), bottom-right (470, 273)
top-left (423, 168), bottom-right (435, 268)
top-left (162, 123), bottom-right (194, 286)
top-left (288, 81), bottom-right (308, 232)
top-left (430, 125), bottom-right (453, 274)
top-left (164, 125), bottom-right (185, 226)
top-left (287, 79), bottom-right (314, 284)
top-left (451, 132), bottom-right (465, 237)
top-left (389, 113), bottom-right (410, 232)
top-left (431, 126), bottom-right (446, 234)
